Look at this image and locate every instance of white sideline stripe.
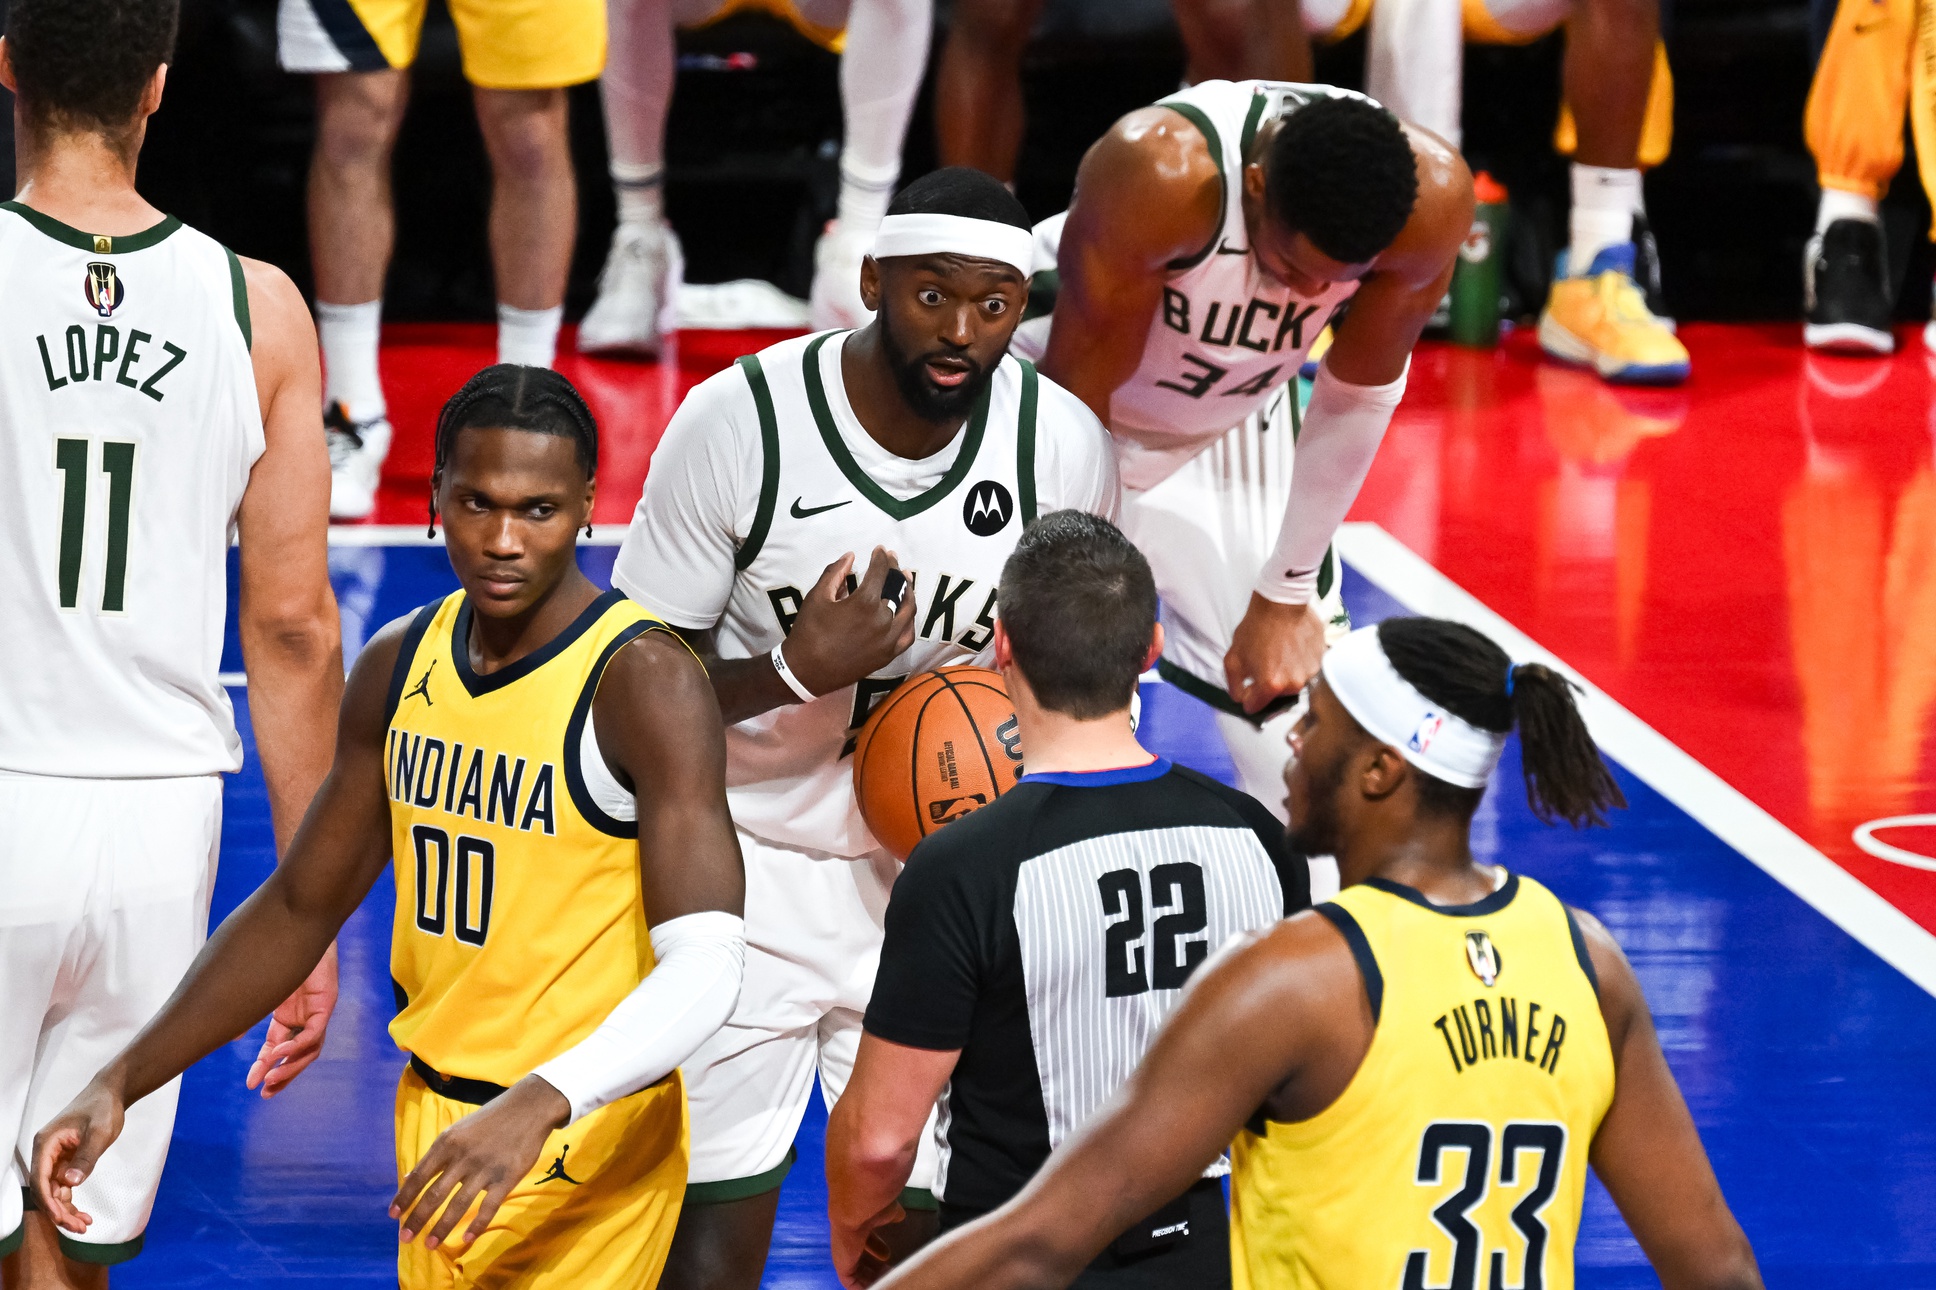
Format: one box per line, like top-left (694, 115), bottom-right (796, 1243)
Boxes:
top-left (324, 526), bottom-right (627, 546)
top-left (1336, 521), bottom-right (1936, 999)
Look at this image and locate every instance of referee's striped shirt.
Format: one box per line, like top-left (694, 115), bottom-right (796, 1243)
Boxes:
top-left (865, 757), bottom-right (1307, 1218)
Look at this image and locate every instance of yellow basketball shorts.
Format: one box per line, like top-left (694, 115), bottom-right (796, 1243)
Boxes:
top-left (393, 1063), bottom-right (688, 1289)
top-left (276, 0), bottom-right (606, 89)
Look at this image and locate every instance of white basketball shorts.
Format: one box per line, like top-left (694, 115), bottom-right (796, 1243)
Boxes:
top-left (679, 827), bottom-right (939, 1200)
top-left (0, 773), bottom-right (221, 1265)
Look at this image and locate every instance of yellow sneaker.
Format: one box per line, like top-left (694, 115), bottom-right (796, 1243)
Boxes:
top-left (1538, 243), bottom-right (1690, 385)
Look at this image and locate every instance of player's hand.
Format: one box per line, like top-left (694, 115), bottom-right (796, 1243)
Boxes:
top-left (31, 1070), bottom-right (130, 1235)
top-left (783, 548), bottom-right (918, 697)
top-left (391, 1074), bottom-right (570, 1250)
top-left (248, 941), bottom-right (340, 1097)
top-left (833, 1200), bottom-right (905, 1289)
top-left (1225, 595), bottom-right (1328, 713)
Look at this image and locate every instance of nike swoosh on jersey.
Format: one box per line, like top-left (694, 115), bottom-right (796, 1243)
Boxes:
top-left (791, 498), bottom-right (853, 518)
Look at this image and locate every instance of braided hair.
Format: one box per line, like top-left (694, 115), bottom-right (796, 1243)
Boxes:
top-left (427, 365), bottom-right (599, 535)
top-left (1374, 617), bottom-right (1625, 828)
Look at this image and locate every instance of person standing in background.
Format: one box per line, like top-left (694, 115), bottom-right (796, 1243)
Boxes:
top-left (1799, 0), bottom-right (1935, 356)
top-left (276, 0), bottom-right (604, 517)
top-left (581, 0), bottom-right (933, 357)
top-left (934, 0), bottom-right (1316, 188)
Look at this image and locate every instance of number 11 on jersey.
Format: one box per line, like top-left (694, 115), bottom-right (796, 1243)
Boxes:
top-left (54, 435), bottom-right (138, 612)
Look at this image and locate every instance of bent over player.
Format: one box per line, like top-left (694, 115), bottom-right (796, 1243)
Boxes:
top-left (1018, 83), bottom-right (1470, 830)
top-left (34, 368), bottom-right (747, 1289)
top-left (614, 166), bottom-right (1118, 1288)
top-left (1, 0), bottom-right (343, 1280)
top-left (877, 617), bottom-right (1764, 1290)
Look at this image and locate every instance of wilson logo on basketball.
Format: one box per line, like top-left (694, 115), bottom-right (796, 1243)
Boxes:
top-left (962, 480), bottom-right (1013, 536)
top-left (84, 262), bottom-right (124, 318)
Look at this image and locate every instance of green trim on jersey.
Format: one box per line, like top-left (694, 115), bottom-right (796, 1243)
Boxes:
top-left (225, 247), bottom-right (252, 351)
top-left (685, 1148), bottom-right (795, 1205)
top-left (1240, 90), bottom-right (1270, 161)
top-left (735, 354), bottom-right (783, 570)
top-left (801, 331), bottom-right (990, 522)
top-left (1153, 98), bottom-right (1227, 272)
top-left (1, 201), bottom-right (182, 254)
top-left (1016, 359), bottom-right (1040, 524)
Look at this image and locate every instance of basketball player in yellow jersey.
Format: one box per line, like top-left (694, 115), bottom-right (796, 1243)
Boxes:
top-left (874, 615), bottom-right (1764, 1290)
top-left (32, 366), bottom-right (748, 1289)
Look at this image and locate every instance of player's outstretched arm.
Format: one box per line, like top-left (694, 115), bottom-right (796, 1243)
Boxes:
top-left (1225, 129), bottom-right (1473, 709)
top-left (235, 256), bottom-right (349, 1093)
top-left (31, 617), bottom-right (407, 1237)
top-left (877, 916), bottom-right (1345, 1290)
top-left (1578, 910), bottom-right (1764, 1290)
top-left (1039, 109), bottom-right (1223, 423)
top-left (679, 547), bottom-right (917, 726)
top-left (389, 630), bottom-right (748, 1250)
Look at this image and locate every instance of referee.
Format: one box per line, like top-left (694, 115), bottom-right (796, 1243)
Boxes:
top-left (826, 511), bottom-right (1310, 1289)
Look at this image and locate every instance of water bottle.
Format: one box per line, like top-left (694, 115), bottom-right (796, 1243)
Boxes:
top-left (1449, 171), bottom-right (1510, 348)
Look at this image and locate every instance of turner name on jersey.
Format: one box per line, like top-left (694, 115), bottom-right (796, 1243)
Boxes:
top-left (614, 329), bottom-right (1119, 857)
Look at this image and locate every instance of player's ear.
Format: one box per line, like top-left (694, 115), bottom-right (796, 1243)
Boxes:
top-left (859, 257), bottom-right (882, 313)
top-left (992, 619), bottom-right (1014, 671)
top-left (140, 64), bottom-right (169, 119)
top-left (1143, 623), bottom-right (1163, 671)
top-left (1358, 743), bottom-right (1407, 802)
top-left (0, 39), bottom-right (17, 95)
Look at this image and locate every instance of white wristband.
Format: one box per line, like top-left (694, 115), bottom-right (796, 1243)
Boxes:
top-left (771, 641), bottom-right (818, 702)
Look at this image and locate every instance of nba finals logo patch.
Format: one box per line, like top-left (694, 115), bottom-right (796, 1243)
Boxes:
top-left (1464, 930), bottom-right (1502, 987)
top-left (85, 262), bottom-right (124, 318)
top-left (1409, 711), bottom-right (1445, 754)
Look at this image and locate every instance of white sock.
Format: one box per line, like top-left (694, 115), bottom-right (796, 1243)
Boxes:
top-left (315, 299), bottom-right (386, 423)
top-left (837, 157), bottom-right (899, 235)
top-left (1817, 188), bottom-right (1881, 232)
top-left (613, 161), bottom-right (664, 229)
top-left (498, 303), bottom-right (564, 369)
top-left (1569, 164), bottom-right (1643, 272)
top-left (833, 0), bottom-right (931, 235)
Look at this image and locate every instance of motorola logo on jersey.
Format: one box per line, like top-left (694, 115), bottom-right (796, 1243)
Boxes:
top-left (85, 262), bottom-right (124, 318)
top-left (963, 480), bottom-right (1014, 536)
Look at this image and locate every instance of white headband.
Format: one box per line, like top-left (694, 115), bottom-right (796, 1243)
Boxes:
top-left (1320, 626), bottom-right (1507, 790)
top-left (870, 213), bottom-right (1036, 277)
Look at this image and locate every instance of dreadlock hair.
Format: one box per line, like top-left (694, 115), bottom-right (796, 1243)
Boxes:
top-left (1374, 617), bottom-right (1625, 829)
top-left (427, 365), bottom-right (599, 535)
top-left (1265, 95), bottom-right (1418, 265)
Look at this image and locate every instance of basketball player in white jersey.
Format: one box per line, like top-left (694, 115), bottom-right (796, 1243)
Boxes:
top-left (613, 167), bottom-right (1118, 1288)
top-left (1015, 84), bottom-right (1470, 851)
top-left (0, 1), bottom-right (343, 1281)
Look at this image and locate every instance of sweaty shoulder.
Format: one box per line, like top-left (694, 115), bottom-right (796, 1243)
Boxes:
top-left (1374, 125), bottom-right (1475, 289)
top-left (1071, 106), bottom-right (1225, 270)
top-left (1567, 903), bottom-right (1642, 1051)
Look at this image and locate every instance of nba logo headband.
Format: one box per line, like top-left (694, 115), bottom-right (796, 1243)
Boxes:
top-left (870, 214), bottom-right (1038, 278)
top-left (1320, 626), bottom-right (1508, 790)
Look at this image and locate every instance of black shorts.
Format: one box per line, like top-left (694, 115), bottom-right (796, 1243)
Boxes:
top-left (940, 1178), bottom-right (1230, 1289)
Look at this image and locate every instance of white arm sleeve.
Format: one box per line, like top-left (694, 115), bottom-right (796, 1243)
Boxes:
top-left (1253, 358), bottom-right (1408, 604)
top-left (610, 368), bottom-right (757, 630)
top-left (531, 910), bottom-right (746, 1125)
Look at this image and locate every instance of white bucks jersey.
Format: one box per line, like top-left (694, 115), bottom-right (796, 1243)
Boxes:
top-left (0, 203), bottom-right (263, 777)
top-left (1107, 81), bottom-right (1368, 462)
top-left (616, 329), bottom-right (1118, 857)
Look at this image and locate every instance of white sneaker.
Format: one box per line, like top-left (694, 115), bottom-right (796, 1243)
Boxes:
top-left (578, 221), bottom-right (683, 357)
top-left (809, 219), bottom-right (876, 330)
top-left (325, 402), bottom-right (392, 521)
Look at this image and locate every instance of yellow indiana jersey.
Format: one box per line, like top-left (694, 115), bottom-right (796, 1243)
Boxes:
top-left (1230, 873), bottom-right (1615, 1290)
top-left (383, 588), bottom-right (681, 1088)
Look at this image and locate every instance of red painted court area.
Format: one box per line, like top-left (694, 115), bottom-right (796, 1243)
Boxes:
top-left (356, 321), bottom-right (1936, 939)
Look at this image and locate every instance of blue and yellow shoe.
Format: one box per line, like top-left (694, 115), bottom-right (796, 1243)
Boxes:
top-left (1537, 243), bottom-right (1689, 385)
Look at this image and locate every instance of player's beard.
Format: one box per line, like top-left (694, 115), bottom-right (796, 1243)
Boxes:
top-left (880, 306), bottom-right (992, 422)
top-left (1285, 749), bottom-right (1344, 859)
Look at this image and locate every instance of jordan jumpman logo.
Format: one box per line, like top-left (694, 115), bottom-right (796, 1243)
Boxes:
top-left (403, 659), bottom-right (436, 707)
top-left (536, 1145), bottom-right (582, 1185)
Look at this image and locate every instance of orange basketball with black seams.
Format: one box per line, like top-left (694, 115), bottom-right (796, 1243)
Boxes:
top-left (852, 666), bottom-right (1025, 860)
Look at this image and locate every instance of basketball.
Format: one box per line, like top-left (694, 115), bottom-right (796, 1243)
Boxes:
top-left (852, 667), bottom-right (1025, 860)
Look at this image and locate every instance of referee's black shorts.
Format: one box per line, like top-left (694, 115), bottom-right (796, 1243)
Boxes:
top-left (940, 1177), bottom-right (1230, 1288)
